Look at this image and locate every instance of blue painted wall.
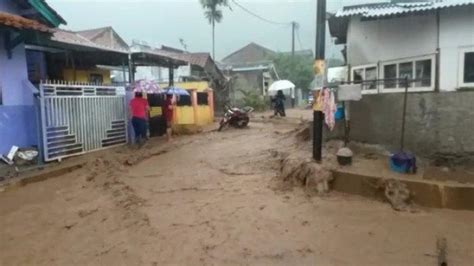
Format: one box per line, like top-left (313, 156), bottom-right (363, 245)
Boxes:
top-left (0, 3), bottom-right (39, 155)
top-left (0, 106), bottom-right (37, 154)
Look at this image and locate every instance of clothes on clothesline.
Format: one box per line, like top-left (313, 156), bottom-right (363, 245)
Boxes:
top-left (316, 88), bottom-right (337, 131)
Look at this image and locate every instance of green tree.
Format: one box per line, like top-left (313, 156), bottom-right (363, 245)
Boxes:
top-left (272, 53), bottom-right (314, 92)
top-left (200, 0), bottom-right (229, 59)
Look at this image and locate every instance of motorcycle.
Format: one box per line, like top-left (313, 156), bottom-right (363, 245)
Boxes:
top-left (218, 105), bottom-right (254, 131)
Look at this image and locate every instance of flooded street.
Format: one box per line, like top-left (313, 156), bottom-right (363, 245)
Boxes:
top-left (1, 121), bottom-right (473, 265)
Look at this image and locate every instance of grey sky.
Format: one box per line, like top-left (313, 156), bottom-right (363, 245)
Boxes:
top-left (48, 0), bottom-right (385, 60)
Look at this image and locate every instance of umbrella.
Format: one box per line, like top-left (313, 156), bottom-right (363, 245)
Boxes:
top-left (268, 80), bottom-right (295, 92)
top-left (133, 79), bottom-right (163, 94)
top-left (165, 86), bottom-right (190, 96)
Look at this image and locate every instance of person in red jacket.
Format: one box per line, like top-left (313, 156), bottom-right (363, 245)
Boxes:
top-left (163, 94), bottom-right (174, 142)
top-left (129, 91), bottom-right (149, 144)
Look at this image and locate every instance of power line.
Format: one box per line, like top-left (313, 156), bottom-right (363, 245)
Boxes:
top-left (230, 0), bottom-right (292, 26)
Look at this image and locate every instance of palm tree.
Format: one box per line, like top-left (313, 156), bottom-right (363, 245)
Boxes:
top-left (200, 0), bottom-right (229, 59)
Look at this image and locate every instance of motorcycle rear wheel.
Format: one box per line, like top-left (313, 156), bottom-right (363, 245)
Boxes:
top-left (236, 117), bottom-right (249, 128)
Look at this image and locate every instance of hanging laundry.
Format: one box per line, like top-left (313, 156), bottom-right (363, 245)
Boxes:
top-left (318, 88), bottom-right (337, 131)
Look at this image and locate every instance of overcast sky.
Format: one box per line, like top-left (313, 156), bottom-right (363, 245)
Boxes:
top-left (48, 0), bottom-right (386, 60)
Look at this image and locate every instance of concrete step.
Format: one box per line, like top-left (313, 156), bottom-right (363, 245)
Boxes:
top-left (332, 171), bottom-right (474, 211)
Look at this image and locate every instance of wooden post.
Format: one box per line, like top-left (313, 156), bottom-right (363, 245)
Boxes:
top-left (192, 90), bottom-right (198, 125)
top-left (208, 89), bottom-right (214, 122)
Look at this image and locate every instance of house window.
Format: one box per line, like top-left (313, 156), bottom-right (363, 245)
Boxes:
top-left (351, 64), bottom-right (378, 93)
top-left (415, 60), bottom-right (432, 87)
top-left (381, 55), bottom-right (435, 92)
top-left (176, 90), bottom-right (193, 106)
top-left (464, 52), bottom-right (474, 83)
top-left (197, 92), bottom-right (209, 105)
top-left (459, 48), bottom-right (474, 87)
top-left (384, 64), bottom-right (397, 88)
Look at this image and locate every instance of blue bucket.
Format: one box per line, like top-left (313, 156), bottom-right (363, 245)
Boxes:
top-left (335, 106), bottom-right (344, 121)
top-left (389, 152), bottom-right (416, 174)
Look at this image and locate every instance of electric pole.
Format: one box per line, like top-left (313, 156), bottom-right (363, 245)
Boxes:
top-left (313, 0), bottom-right (326, 162)
top-left (291, 21), bottom-right (296, 56)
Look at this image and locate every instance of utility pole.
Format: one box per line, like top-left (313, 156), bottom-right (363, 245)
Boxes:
top-left (291, 21), bottom-right (296, 56)
top-left (313, 0), bottom-right (326, 162)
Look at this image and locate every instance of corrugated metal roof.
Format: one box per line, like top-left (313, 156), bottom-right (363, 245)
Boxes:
top-left (335, 0), bottom-right (474, 18)
top-left (0, 11), bottom-right (52, 32)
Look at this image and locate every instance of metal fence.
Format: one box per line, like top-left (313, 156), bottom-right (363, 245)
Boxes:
top-left (39, 81), bottom-right (128, 162)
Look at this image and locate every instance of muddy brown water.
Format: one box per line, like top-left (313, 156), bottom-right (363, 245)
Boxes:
top-left (0, 121), bottom-right (473, 265)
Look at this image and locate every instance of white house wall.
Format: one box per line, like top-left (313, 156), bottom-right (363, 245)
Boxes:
top-left (347, 14), bottom-right (437, 67)
top-left (135, 65), bottom-right (191, 83)
top-left (439, 6), bottom-right (474, 91)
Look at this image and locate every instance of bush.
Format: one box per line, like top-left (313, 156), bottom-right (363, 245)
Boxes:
top-left (239, 89), bottom-right (267, 112)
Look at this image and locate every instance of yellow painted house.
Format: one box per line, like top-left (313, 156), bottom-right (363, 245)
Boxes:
top-left (156, 81), bottom-right (214, 129)
top-left (63, 68), bottom-right (112, 84)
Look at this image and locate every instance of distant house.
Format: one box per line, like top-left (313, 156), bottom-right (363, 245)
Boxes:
top-left (0, 0), bottom-right (66, 155)
top-left (221, 42), bottom-right (312, 103)
top-left (220, 42), bottom-right (317, 104)
top-left (329, 0), bottom-right (474, 93)
top-left (134, 44), bottom-right (224, 85)
top-left (221, 42), bottom-right (276, 65)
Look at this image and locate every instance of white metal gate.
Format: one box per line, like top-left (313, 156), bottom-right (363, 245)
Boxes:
top-left (39, 81), bottom-right (128, 161)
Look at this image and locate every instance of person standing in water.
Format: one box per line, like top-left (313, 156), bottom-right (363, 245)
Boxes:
top-left (129, 91), bottom-right (149, 145)
top-left (274, 90), bottom-right (286, 117)
top-left (163, 94), bottom-right (174, 141)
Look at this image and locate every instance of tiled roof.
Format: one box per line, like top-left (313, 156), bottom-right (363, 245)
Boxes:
top-left (221, 42), bottom-right (276, 64)
top-left (155, 48), bottom-right (225, 80)
top-left (335, 0), bottom-right (474, 18)
top-left (51, 29), bottom-right (129, 53)
top-left (76, 27), bottom-right (130, 51)
top-left (0, 11), bottom-right (52, 32)
top-left (170, 52), bottom-right (210, 68)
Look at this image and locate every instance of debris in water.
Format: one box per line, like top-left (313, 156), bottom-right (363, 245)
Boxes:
top-left (437, 237), bottom-right (448, 266)
top-left (384, 179), bottom-right (411, 211)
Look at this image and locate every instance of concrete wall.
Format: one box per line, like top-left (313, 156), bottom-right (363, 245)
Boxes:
top-left (340, 91), bottom-right (474, 159)
top-left (347, 14), bottom-right (437, 66)
top-left (439, 6), bottom-right (474, 91)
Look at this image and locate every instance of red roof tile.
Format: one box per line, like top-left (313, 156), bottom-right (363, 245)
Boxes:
top-left (0, 12), bottom-right (52, 33)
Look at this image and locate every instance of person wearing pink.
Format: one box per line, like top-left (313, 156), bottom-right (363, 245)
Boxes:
top-left (129, 91), bottom-right (149, 144)
top-left (162, 94), bottom-right (174, 141)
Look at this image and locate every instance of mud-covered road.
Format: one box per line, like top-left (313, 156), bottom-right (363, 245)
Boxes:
top-left (1, 120), bottom-right (473, 265)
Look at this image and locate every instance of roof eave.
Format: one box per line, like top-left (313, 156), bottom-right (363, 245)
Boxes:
top-left (28, 0), bottom-right (67, 27)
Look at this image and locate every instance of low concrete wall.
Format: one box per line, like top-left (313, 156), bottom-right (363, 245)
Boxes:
top-left (338, 91), bottom-right (474, 161)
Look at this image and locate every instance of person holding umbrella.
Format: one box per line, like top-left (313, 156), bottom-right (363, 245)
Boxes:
top-left (274, 90), bottom-right (286, 117)
top-left (129, 90), bottom-right (150, 145)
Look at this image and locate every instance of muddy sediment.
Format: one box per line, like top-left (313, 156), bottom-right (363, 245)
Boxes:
top-left (0, 120), bottom-right (473, 265)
